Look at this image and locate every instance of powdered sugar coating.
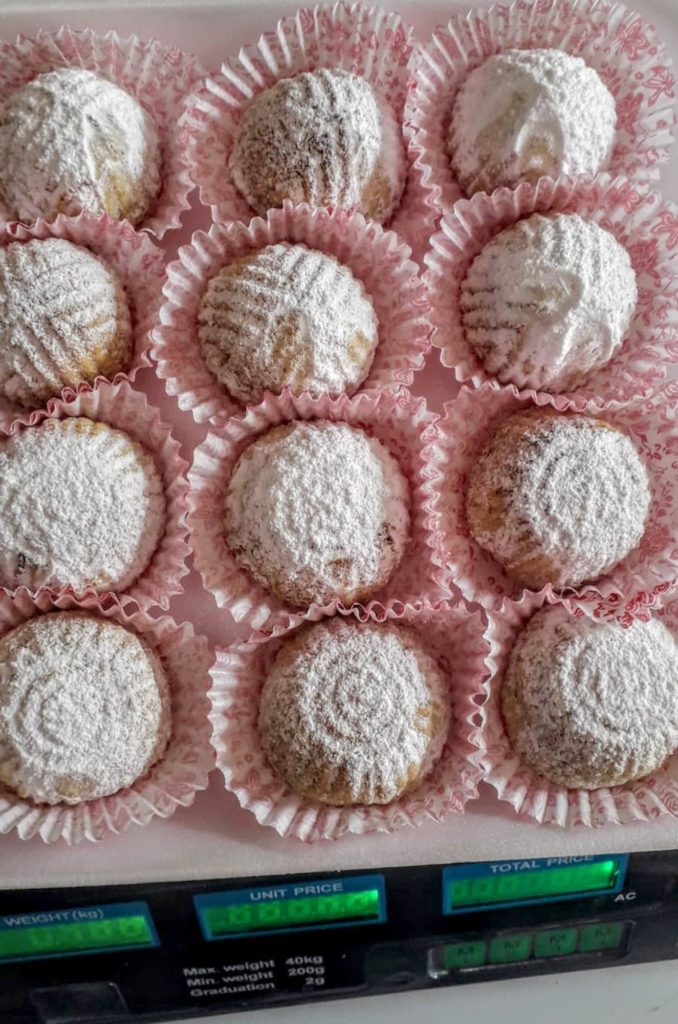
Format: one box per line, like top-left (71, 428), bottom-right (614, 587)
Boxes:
top-left (460, 213), bottom-right (637, 393)
top-left (0, 238), bottom-right (132, 408)
top-left (503, 605), bottom-right (678, 789)
top-left (0, 611), bottom-right (171, 804)
top-left (259, 618), bottom-right (450, 805)
top-left (230, 68), bottom-right (405, 223)
top-left (0, 68), bottom-right (161, 225)
top-left (466, 411), bottom-right (651, 590)
top-left (225, 420), bottom-right (410, 608)
top-left (449, 49), bottom-right (616, 196)
top-left (198, 243), bottom-right (378, 404)
top-left (0, 417), bottom-right (166, 593)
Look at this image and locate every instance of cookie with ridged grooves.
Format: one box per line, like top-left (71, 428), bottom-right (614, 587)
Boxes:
top-left (449, 49), bottom-right (616, 196)
top-left (0, 68), bottom-right (161, 225)
top-left (0, 611), bottom-right (171, 804)
top-left (465, 410), bottom-right (651, 590)
top-left (230, 68), bottom-right (405, 223)
top-left (198, 243), bottom-right (378, 404)
top-left (225, 420), bottom-right (410, 607)
top-left (0, 238), bottom-right (132, 409)
top-left (460, 213), bottom-right (637, 393)
top-left (502, 605), bottom-right (678, 789)
top-left (0, 417), bottom-right (166, 593)
top-left (259, 618), bottom-right (450, 805)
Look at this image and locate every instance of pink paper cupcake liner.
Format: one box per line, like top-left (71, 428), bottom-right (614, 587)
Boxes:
top-left (426, 174), bottom-right (678, 410)
top-left (209, 598), bottom-right (489, 842)
top-left (406, 0), bottom-right (676, 216)
top-left (181, 2), bottom-right (432, 250)
top-left (0, 26), bottom-right (206, 237)
top-left (188, 387), bottom-right (445, 636)
top-left (153, 203), bottom-right (431, 426)
top-left (483, 590), bottom-right (678, 827)
top-left (0, 212), bottom-right (165, 431)
top-left (430, 382), bottom-right (678, 617)
top-left (0, 590), bottom-right (213, 844)
top-left (0, 380), bottom-right (190, 613)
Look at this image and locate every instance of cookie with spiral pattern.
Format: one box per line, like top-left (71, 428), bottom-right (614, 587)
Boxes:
top-left (0, 417), bottom-right (166, 593)
top-left (503, 605), bottom-right (678, 789)
top-left (259, 618), bottom-right (450, 805)
top-left (466, 409), bottom-right (651, 590)
top-left (198, 243), bottom-right (378, 404)
top-left (0, 68), bottom-right (161, 225)
top-left (230, 68), bottom-right (405, 222)
top-left (0, 612), bottom-right (171, 804)
top-left (0, 238), bottom-right (132, 408)
top-left (225, 420), bottom-right (410, 608)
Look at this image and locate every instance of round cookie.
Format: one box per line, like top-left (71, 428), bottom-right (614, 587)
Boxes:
top-left (449, 49), bottom-right (616, 196)
top-left (0, 238), bottom-right (133, 408)
top-left (0, 611), bottom-right (171, 804)
top-left (502, 605), bottom-right (678, 789)
top-left (230, 68), bottom-right (405, 222)
top-left (0, 417), bottom-right (166, 592)
top-left (198, 243), bottom-right (378, 404)
top-left (259, 618), bottom-right (450, 805)
top-left (0, 68), bottom-right (161, 225)
top-left (225, 420), bottom-right (410, 607)
top-left (460, 213), bottom-right (637, 392)
top-left (465, 410), bottom-right (651, 590)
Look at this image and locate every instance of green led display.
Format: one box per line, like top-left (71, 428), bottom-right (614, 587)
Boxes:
top-left (450, 860), bottom-right (619, 909)
top-left (205, 889), bottom-right (380, 937)
top-left (0, 916), bottom-right (153, 961)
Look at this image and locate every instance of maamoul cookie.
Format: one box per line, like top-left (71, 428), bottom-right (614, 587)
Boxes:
top-left (0, 238), bottom-right (132, 408)
top-left (0, 68), bottom-right (161, 224)
top-left (466, 410), bottom-right (651, 590)
top-left (225, 420), bottom-right (410, 607)
top-left (0, 417), bottom-right (166, 592)
top-left (502, 605), bottom-right (678, 789)
top-left (198, 243), bottom-right (378, 403)
top-left (259, 618), bottom-right (450, 805)
top-left (460, 213), bottom-right (637, 392)
top-left (230, 69), bottom-right (405, 222)
top-left (0, 611), bottom-right (171, 804)
top-left (449, 50), bottom-right (616, 196)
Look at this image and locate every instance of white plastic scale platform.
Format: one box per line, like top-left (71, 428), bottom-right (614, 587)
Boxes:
top-left (1, 1), bottom-right (678, 1023)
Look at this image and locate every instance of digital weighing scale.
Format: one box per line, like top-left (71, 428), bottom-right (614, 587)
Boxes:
top-left (0, 0), bottom-right (677, 1022)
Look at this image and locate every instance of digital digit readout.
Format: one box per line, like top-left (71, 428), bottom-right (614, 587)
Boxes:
top-left (206, 890), bottom-right (380, 936)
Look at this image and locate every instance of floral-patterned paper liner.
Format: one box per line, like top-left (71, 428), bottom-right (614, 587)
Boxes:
top-left (0, 212), bottom-right (165, 431)
top-left (210, 599), bottom-right (489, 842)
top-left (0, 381), bottom-right (190, 613)
top-left (0, 26), bottom-right (206, 237)
top-left (425, 174), bottom-right (678, 410)
top-left (153, 202), bottom-right (431, 426)
top-left (405, 0), bottom-right (676, 217)
top-left (188, 387), bottom-right (446, 636)
top-left (430, 382), bottom-right (678, 618)
top-left (0, 590), bottom-right (213, 844)
top-left (483, 590), bottom-right (678, 827)
top-left (181, 1), bottom-right (433, 252)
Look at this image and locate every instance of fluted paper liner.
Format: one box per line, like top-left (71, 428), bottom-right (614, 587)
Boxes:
top-left (188, 387), bottom-right (445, 636)
top-left (430, 383), bottom-right (678, 618)
top-left (0, 590), bottom-right (212, 844)
top-left (426, 174), bottom-right (678, 410)
top-left (483, 590), bottom-right (678, 827)
top-left (182, 1), bottom-right (435, 257)
top-left (210, 599), bottom-right (489, 841)
top-left (0, 26), bottom-right (206, 237)
top-left (153, 203), bottom-right (431, 425)
top-left (0, 381), bottom-right (190, 613)
top-left (406, 0), bottom-right (676, 216)
top-left (0, 212), bottom-right (164, 430)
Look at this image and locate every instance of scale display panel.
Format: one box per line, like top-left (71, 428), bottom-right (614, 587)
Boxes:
top-left (442, 854), bottom-right (629, 914)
